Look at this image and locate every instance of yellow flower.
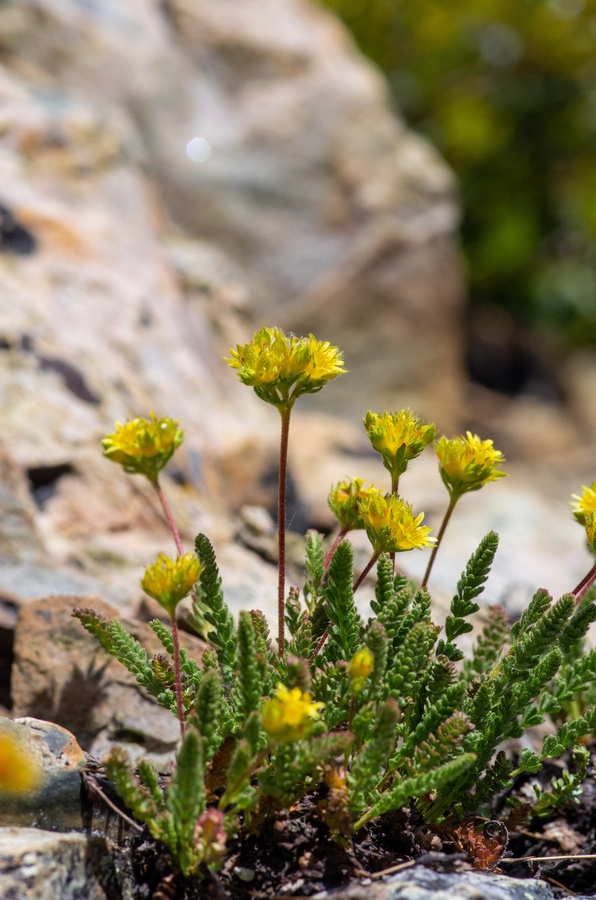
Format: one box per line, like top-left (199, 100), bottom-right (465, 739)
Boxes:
top-left (359, 490), bottom-right (435, 555)
top-left (226, 327), bottom-right (346, 411)
top-left (328, 478), bottom-right (376, 531)
top-left (435, 432), bottom-right (507, 498)
top-left (364, 409), bottom-right (436, 481)
top-left (0, 727), bottom-right (40, 795)
top-left (348, 647), bottom-right (374, 694)
top-left (102, 414), bottom-right (184, 483)
top-left (141, 552), bottom-right (202, 617)
top-left (571, 483), bottom-right (596, 526)
top-left (261, 684), bottom-right (325, 743)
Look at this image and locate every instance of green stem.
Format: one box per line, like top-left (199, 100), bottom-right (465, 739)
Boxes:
top-left (353, 806), bottom-right (375, 832)
top-left (421, 494), bottom-right (459, 588)
top-left (354, 552), bottom-right (380, 593)
top-left (170, 614), bottom-right (185, 738)
top-left (277, 406), bottom-right (292, 657)
top-left (153, 478), bottom-right (184, 557)
top-left (347, 693), bottom-right (356, 732)
top-left (572, 560), bottom-right (596, 605)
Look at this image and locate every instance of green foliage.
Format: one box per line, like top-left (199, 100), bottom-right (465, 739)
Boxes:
top-left (323, 540), bottom-right (362, 662)
top-left (318, 0), bottom-right (596, 352)
top-left (533, 744), bottom-right (590, 817)
top-left (193, 534), bottom-right (236, 683)
top-left (104, 734), bottom-right (220, 878)
top-left (72, 608), bottom-right (179, 716)
top-left (438, 532), bottom-right (499, 661)
top-left (79, 398), bottom-right (596, 882)
top-left (304, 530), bottom-right (326, 611)
top-left (191, 668), bottom-right (224, 762)
top-left (232, 611), bottom-right (262, 721)
top-left (80, 518), bottom-right (596, 856)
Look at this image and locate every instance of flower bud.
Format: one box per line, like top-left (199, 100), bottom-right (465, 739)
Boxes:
top-left (348, 647), bottom-right (374, 694)
top-left (141, 551), bottom-right (202, 617)
top-left (364, 409), bottom-right (436, 482)
top-left (435, 432), bottom-right (506, 498)
top-left (102, 413), bottom-right (184, 483)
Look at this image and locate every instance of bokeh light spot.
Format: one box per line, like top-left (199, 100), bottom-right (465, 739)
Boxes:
top-left (186, 137), bottom-right (211, 162)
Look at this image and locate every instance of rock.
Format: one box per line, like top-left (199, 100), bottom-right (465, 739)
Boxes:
top-left (0, 0), bottom-right (465, 425)
top-left (10, 595), bottom-right (205, 768)
top-left (0, 718), bottom-right (87, 832)
top-left (321, 864), bottom-right (560, 900)
top-left (0, 826), bottom-right (130, 900)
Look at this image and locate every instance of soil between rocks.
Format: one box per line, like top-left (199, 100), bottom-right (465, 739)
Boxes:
top-left (86, 746), bottom-right (596, 900)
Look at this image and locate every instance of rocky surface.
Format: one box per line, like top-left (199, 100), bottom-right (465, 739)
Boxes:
top-left (0, 826), bottom-right (129, 900)
top-left (0, 0), bottom-right (470, 641)
top-left (0, 0), bottom-right (464, 424)
top-left (8, 595), bottom-right (207, 768)
top-left (0, 718), bottom-right (87, 832)
top-left (324, 864), bottom-right (573, 900)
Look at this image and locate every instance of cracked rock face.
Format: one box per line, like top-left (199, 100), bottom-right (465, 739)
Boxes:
top-left (0, 827), bottom-right (125, 900)
top-left (0, 0), bottom-right (463, 625)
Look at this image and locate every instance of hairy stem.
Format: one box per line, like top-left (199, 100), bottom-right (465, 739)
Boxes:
top-left (354, 552), bottom-right (380, 593)
top-left (153, 478), bottom-right (184, 557)
top-left (309, 629), bottom-right (329, 665)
top-left (573, 560), bottom-right (596, 605)
top-left (323, 526), bottom-right (350, 571)
top-left (277, 407), bottom-right (292, 657)
top-left (421, 494), bottom-right (459, 588)
top-left (390, 475), bottom-right (399, 573)
top-left (170, 615), bottom-right (186, 738)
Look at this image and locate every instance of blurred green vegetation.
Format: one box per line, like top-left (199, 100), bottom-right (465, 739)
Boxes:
top-left (319, 0), bottom-right (596, 360)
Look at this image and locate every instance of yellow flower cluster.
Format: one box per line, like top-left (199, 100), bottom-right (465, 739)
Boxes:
top-left (141, 551), bottom-right (202, 617)
top-left (358, 491), bottom-right (435, 555)
top-left (0, 726), bottom-right (40, 795)
top-left (327, 478), bottom-right (376, 531)
top-left (102, 414), bottom-right (184, 483)
top-left (348, 647), bottom-right (373, 694)
top-left (571, 482), bottom-right (596, 526)
top-left (226, 327), bottom-right (346, 411)
top-left (261, 684), bottom-right (324, 743)
top-left (435, 432), bottom-right (507, 498)
top-left (364, 409), bottom-right (436, 482)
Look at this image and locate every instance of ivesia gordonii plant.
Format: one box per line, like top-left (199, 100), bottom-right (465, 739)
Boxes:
top-left (73, 326), bottom-right (596, 880)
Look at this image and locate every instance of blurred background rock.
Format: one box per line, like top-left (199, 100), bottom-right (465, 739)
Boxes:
top-left (0, 0), bottom-right (595, 726)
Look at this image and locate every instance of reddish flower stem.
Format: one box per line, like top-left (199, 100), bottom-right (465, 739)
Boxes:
top-left (153, 478), bottom-right (184, 557)
top-left (324, 527), bottom-right (350, 571)
top-left (277, 407), bottom-right (292, 657)
top-left (170, 615), bottom-right (186, 738)
top-left (354, 552), bottom-right (380, 593)
top-left (573, 560), bottom-right (596, 606)
top-left (309, 629), bottom-right (329, 665)
top-left (421, 494), bottom-right (458, 588)
top-left (390, 475), bottom-right (399, 574)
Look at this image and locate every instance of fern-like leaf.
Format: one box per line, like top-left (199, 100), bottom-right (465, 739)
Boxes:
top-left (323, 540), bottom-right (362, 662)
top-left (359, 752), bottom-right (476, 826)
top-left (191, 668), bottom-right (223, 762)
top-left (194, 534), bottom-right (236, 681)
top-left (348, 698), bottom-right (399, 811)
top-left (233, 611), bottom-right (261, 721)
